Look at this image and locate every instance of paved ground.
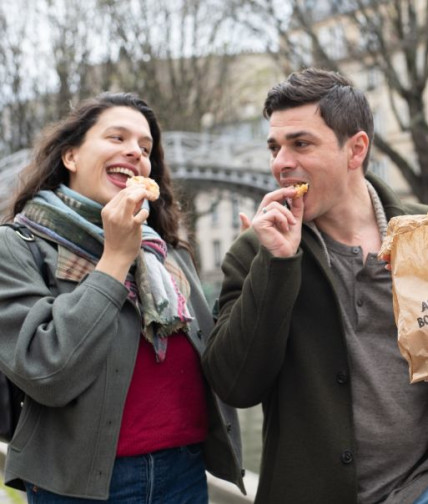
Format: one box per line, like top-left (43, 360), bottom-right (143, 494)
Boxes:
top-left (208, 472), bottom-right (257, 504)
top-left (0, 481), bottom-right (25, 504)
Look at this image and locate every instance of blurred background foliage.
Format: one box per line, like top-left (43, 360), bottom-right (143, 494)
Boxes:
top-left (1, 0), bottom-right (428, 200)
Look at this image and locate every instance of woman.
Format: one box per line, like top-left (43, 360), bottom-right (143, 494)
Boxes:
top-left (0, 93), bottom-right (244, 503)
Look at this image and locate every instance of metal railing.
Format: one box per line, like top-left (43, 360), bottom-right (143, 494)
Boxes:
top-left (0, 133), bottom-right (273, 215)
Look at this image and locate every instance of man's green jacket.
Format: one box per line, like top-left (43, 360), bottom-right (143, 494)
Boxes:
top-left (202, 172), bottom-right (428, 503)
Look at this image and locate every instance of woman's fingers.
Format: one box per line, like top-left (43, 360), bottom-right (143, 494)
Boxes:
top-left (105, 185), bottom-right (149, 215)
top-left (133, 208), bottom-right (149, 225)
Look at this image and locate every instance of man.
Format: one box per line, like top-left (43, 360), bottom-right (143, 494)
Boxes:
top-left (202, 68), bottom-right (428, 504)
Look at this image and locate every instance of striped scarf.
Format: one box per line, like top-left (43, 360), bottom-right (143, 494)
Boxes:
top-left (15, 184), bottom-right (193, 362)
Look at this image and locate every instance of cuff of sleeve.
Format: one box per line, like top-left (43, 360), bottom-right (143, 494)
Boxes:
top-left (259, 244), bottom-right (303, 264)
top-left (252, 246), bottom-right (303, 293)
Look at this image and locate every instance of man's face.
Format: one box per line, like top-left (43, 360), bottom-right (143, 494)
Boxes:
top-left (267, 103), bottom-right (352, 223)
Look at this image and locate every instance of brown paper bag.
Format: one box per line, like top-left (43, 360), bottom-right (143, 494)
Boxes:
top-left (378, 213), bottom-right (428, 383)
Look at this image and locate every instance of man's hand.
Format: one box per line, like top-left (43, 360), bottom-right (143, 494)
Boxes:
top-left (252, 187), bottom-right (305, 258)
top-left (239, 212), bottom-right (252, 233)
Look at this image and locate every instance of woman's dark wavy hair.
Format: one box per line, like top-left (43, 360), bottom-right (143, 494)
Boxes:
top-left (9, 92), bottom-right (188, 249)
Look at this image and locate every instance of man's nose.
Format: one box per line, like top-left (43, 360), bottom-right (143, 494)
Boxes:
top-left (271, 147), bottom-right (297, 171)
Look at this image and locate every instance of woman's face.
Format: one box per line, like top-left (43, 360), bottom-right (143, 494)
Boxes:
top-left (62, 106), bottom-right (153, 205)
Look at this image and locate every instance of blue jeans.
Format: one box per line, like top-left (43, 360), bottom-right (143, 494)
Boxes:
top-left (25, 444), bottom-right (208, 504)
top-left (414, 488), bottom-right (428, 504)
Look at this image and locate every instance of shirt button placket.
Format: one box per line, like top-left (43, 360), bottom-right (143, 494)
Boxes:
top-left (341, 450), bottom-right (354, 465)
top-left (336, 371), bottom-right (349, 385)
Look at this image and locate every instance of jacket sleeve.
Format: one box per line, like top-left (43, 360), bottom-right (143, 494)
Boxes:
top-left (0, 227), bottom-right (133, 406)
top-left (202, 229), bottom-right (303, 408)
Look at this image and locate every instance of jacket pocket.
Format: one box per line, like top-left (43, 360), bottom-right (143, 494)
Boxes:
top-left (9, 399), bottom-right (42, 452)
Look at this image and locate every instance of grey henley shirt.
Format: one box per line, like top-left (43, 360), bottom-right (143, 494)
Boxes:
top-left (324, 232), bottom-right (428, 504)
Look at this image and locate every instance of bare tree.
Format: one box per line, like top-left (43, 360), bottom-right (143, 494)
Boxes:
top-left (0, 0), bottom-right (245, 156)
top-left (0, 1), bottom-right (44, 154)
top-left (0, 0), bottom-right (111, 154)
top-left (103, 0), bottom-right (239, 131)
top-left (230, 0), bottom-right (428, 202)
top-left (42, 0), bottom-right (120, 117)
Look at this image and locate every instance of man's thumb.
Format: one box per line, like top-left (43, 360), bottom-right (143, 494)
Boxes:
top-left (239, 212), bottom-right (251, 233)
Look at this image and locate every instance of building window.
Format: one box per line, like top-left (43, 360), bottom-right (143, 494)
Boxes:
top-left (232, 195), bottom-right (240, 229)
top-left (318, 24), bottom-right (346, 60)
top-left (211, 201), bottom-right (219, 226)
top-left (367, 66), bottom-right (381, 90)
top-left (213, 240), bottom-right (222, 268)
top-left (289, 32), bottom-right (313, 67)
top-left (372, 108), bottom-right (385, 137)
top-left (253, 199), bottom-right (259, 214)
top-left (370, 157), bottom-right (388, 181)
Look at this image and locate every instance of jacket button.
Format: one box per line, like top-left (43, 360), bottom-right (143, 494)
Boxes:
top-left (226, 423), bottom-right (232, 432)
top-left (197, 329), bottom-right (203, 339)
top-left (336, 371), bottom-right (349, 384)
top-left (241, 469), bottom-right (246, 477)
top-left (341, 450), bottom-right (353, 464)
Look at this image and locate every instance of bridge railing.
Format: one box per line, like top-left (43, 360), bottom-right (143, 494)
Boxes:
top-left (163, 131), bottom-right (269, 169)
top-left (0, 133), bottom-right (272, 215)
top-left (0, 149), bottom-right (31, 216)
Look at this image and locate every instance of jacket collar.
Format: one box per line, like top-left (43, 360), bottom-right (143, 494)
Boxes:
top-left (301, 171), bottom-right (405, 269)
top-left (365, 171), bottom-right (407, 220)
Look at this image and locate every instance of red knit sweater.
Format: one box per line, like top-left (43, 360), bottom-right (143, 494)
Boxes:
top-left (116, 332), bottom-right (209, 456)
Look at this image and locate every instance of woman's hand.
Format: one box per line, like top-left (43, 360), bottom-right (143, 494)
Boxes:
top-left (96, 185), bottom-right (150, 282)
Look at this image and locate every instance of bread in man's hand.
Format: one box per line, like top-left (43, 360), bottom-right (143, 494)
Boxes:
top-left (292, 182), bottom-right (309, 199)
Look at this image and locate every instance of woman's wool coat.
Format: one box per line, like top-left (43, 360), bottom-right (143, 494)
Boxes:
top-left (0, 228), bottom-right (244, 498)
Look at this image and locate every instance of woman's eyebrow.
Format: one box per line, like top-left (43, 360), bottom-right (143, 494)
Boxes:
top-left (104, 125), bottom-right (153, 143)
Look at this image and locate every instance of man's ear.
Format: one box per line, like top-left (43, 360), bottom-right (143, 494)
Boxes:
top-left (348, 131), bottom-right (369, 171)
top-left (62, 149), bottom-right (77, 173)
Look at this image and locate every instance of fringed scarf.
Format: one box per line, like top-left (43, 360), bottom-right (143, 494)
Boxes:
top-left (15, 184), bottom-right (193, 362)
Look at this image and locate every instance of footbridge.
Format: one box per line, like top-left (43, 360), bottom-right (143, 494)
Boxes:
top-left (0, 132), bottom-right (275, 216)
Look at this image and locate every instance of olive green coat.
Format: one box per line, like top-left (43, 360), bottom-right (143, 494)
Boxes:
top-left (0, 227), bottom-right (245, 498)
top-left (202, 173), bottom-right (427, 503)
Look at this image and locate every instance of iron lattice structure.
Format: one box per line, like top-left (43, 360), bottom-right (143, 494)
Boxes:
top-left (0, 132), bottom-right (276, 216)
